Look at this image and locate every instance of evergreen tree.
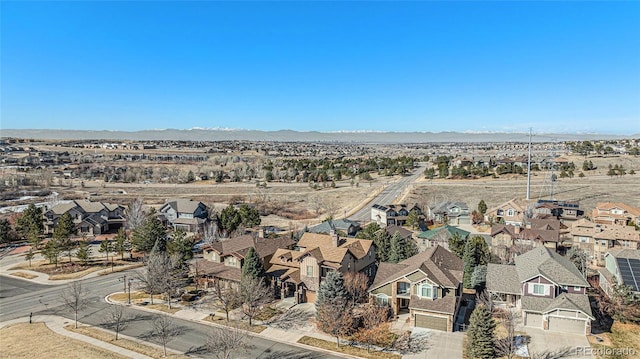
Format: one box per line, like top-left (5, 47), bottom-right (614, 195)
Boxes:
top-left (113, 228), bottom-right (131, 260)
top-left (42, 238), bottom-right (62, 268)
top-left (466, 304), bottom-right (496, 359)
top-left (448, 232), bottom-right (465, 258)
top-left (0, 218), bottom-right (12, 244)
top-left (166, 229), bottom-right (193, 263)
top-left (406, 210), bottom-right (420, 230)
top-left (241, 247), bottom-right (265, 280)
top-left (463, 236), bottom-right (490, 289)
top-left (316, 271), bottom-right (349, 310)
top-left (356, 223), bottom-right (380, 240)
top-left (404, 236), bottom-right (419, 259)
top-left (17, 204), bottom-right (43, 238)
top-left (219, 205), bottom-right (241, 235)
top-left (388, 232), bottom-right (403, 263)
top-left (132, 208), bottom-right (167, 253)
top-left (477, 200), bottom-right (488, 215)
top-left (99, 240), bottom-right (113, 262)
top-left (373, 230), bottom-right (391, 262)
top-left (238, 204), bottom-right (261, 228)
top-left (53, 212), bottom-right (75, 240)
top-left (76, 240), bottom-right (91, 265)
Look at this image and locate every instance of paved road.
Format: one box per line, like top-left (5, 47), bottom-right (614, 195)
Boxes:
top-left (348, 162), bottom-right (427, 223)
top-left (0, 273), bottom-right (340, 359)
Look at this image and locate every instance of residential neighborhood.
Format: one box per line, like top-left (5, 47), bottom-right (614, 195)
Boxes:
top-left (1, 141), bottom-right (639, 359)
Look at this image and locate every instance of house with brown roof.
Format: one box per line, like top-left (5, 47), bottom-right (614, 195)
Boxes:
top-left (267, 230), bottom-right (376, 303)
top-left (43, 200), bottom-right (125, 236)
top-left (490, 219), bottom-right (564, 262)
top-left (368, 246), bottom-right (463, 332)
top-left (592, 202), bottom-right (640, 227)
top-left (485, 199), bottom-right (526, 227)
top-left (195, 234), bottom-right (295, 289)
top-left (569, 218), bottom-right (640, 266)
top-left (486, 247), bottom-right (593, 335)
top-left (534, 200), bottom-right (583, 224)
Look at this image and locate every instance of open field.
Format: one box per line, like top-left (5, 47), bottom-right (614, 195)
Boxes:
top-left (406, 155), bottom-right (640, 213)
top-left (0, 323), bottom-right (127, 359)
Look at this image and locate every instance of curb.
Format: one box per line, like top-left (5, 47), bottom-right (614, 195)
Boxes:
top-left (107, 292), bottom-right (365, 359)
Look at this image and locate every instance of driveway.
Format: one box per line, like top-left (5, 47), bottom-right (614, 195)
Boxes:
top-left (525, 327), bottom-right (593, 358)
top-left (403, 328), bottom-right (463, 359)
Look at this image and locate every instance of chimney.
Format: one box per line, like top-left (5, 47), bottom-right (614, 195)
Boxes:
top-left (514, 225), bottom-right (521, 234)
top-left (258, 227), bottom-right (265, 238)
top-left (330, 229), bottom-right (339, 247)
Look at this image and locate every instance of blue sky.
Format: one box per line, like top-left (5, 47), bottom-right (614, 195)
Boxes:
top-left (1, 1), bottom-right (639, 134)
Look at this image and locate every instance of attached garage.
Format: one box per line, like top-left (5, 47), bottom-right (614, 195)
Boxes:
top-left (415, 314), bottom-right (448, 331)
top-left (524, 312), bottom-right (543, 328)
top-left (548, 316), bottom-right (586, 335)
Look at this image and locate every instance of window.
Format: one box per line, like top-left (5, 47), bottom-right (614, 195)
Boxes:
top-left (574, 286), bottom-right (582, 291)
top-left (397, 282), bottom-right (410, 295)
top-left (507, 209), bottom-right (514, 216)
top-left (533, 284), bottom-right (545, 295)
top-left (420, 284), bottom-right (436, 299)
top-left (376, 294), bottom-right (389, 306)
top-left (579, 237), bottom-right (589, 243)
top-left (306, 265), bottom-right (313, 277)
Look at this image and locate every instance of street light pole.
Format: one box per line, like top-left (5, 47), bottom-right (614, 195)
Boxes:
top-left (127, 279), bottom-right (132, 305)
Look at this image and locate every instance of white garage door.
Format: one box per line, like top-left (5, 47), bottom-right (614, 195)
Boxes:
top-left (525, 312), bottom-right (543, 328)
top-left (548, 316), bottom-right (585, 335)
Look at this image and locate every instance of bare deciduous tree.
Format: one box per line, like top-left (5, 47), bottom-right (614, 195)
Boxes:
top-left (202, 221), bottom-right (219, 246)
top-left (152, 314), bottom-right (177, 357)
top-left (126, 197), bottom-right (146, 231)
top-left (62, 280), bottom-right (89, 329)
top-left (344, 272), bottom-right (370, 305)
top-left (239, 276), bottom-right (272, 326)
top-left (353, 303), bottom-right (391, 352)
top-left (211, 279), bottom-right (240, 322)
top-left (494, 309), bottom-right (520, 359)
top-left (104, 304), bottom-right (129, 340)
top-left (316, 297), bottom-right (355, 348)
top-left (206, 324), bottom-right (252, 359)
top-left (136, 252), bottom-right (165, 305)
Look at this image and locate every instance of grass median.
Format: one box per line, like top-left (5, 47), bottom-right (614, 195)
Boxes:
top-left (0, 322), bottom-right (127, 359)
top-left (298, 336), bottom-right (401, 359)
top-left (66, 325), bottom-right (188, 359)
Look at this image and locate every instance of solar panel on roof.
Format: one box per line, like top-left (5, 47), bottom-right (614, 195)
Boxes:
top-left (616, 258), bottom-right (640, 292)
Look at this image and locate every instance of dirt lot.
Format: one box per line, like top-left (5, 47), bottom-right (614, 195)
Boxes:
top-left (0, 323), bottom-right (127, 359)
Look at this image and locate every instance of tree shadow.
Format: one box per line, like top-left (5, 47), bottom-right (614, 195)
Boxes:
top-left (392, 330), bottom-right (432, 355)
top-left (265, 308), bottom-right (313, 330)
top-left (530, 346), bottom-right (574, 359)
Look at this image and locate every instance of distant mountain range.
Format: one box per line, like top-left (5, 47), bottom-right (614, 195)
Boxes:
top-left (1, 129), bottom-right (637, 143)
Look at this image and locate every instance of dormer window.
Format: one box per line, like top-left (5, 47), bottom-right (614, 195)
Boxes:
top-left (419, 283), bottom-right (437, 299)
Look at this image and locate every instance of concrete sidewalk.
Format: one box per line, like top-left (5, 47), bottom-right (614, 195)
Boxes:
top-left (0, 315), bottom-right (152, 359)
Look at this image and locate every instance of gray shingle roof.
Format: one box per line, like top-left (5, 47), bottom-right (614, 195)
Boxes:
top-left (522, 293), bottom-right (593, 319)
top-left (486, 264), bottom-right (521, 295)
top-left (514, 246), bottom-right (588, 287)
